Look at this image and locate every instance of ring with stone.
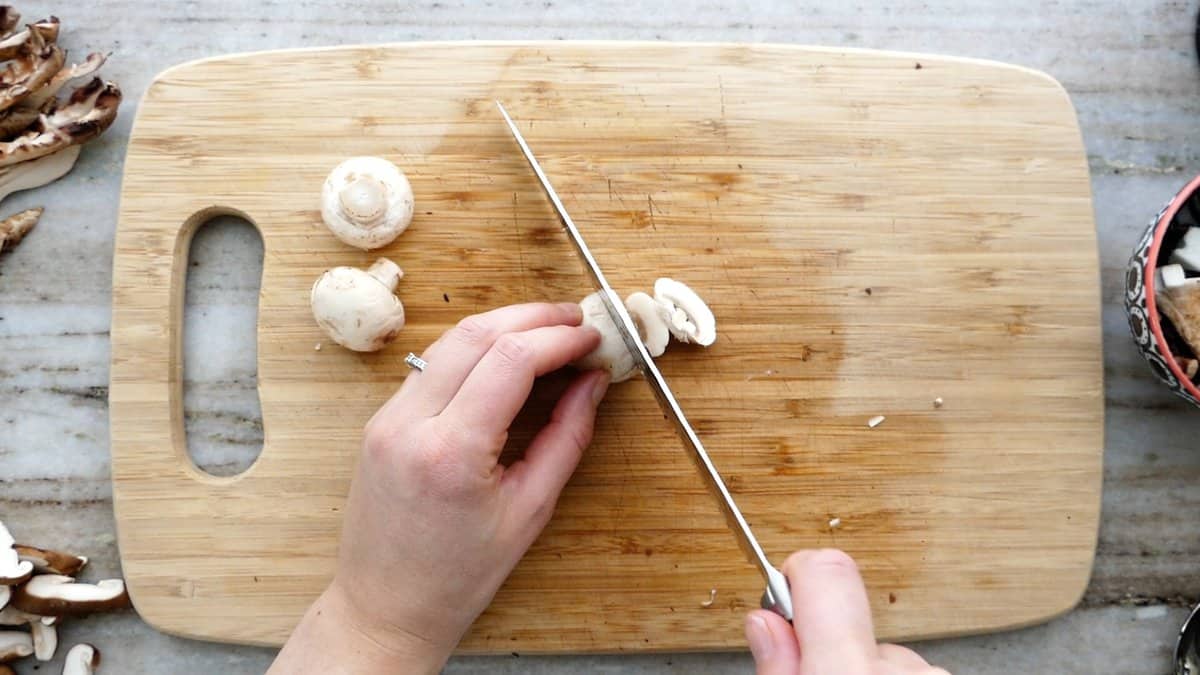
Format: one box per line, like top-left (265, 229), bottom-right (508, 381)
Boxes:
top-left (404, 352), bottom-right (427, 372)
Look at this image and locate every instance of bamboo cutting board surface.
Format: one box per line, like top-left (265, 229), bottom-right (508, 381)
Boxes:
top-left (110, 42), bottom-right (1103, 651)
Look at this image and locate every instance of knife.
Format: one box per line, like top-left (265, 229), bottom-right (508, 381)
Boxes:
top-left (496, 101), bottom-right (794, 621)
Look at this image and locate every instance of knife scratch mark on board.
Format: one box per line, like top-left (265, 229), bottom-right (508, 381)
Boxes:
top-left (511, 191), bottom-right (529, 301)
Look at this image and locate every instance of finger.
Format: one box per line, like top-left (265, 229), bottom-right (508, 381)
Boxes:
top-left (503, 370), bottom-right (609, 522)
top-left (745, 610), bottom-right (801, 675)
top-left (878, 643), bottom-right (931, 669)
top-left (394, 302), bottom-right (583, 418)
top-left (784, 549), bottom-right (877, 669)
top-left (441, 324), bottom-right (600, 440)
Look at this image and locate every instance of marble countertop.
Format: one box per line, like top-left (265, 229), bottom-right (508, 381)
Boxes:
top-left (2, 1), bottom-right (1199, 672)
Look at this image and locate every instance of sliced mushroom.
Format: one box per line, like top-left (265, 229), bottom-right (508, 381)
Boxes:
top-left (0, 205), bottom-right (42, 252)
top-left (14, 544), bottom-right (87, 577)
top-left (62, 643), bottom-right (99, 675)
top-left (321, 156), bottom-right (414, 249)
top-left (624, 291), bottom-right (670, 357)
top-left (0, 17), bottom-right (60, 62)
top-left (0, 26), bottom-right (64, 113)
top-left (0, 144), bottom-right (78, 204)
top-left (0, 521), bottom-right (33, 585)
top-left (653, 277), bottom-right (717, 346)
top-left (0, 631), bottom-right (31, 662)
top-left (0, 7), bottom-right (20, 37)
top-left (11, 575), bottom-right (129, 616)
top-left (21, 51), bottom-right (106, 113)
top-left (310, 258), bottom-right (406, 352)
top-left (0, 586), bottom-right (8, 610)
top-left (0, 78), bottom-right (120, 167)
top-left (31, 618), bottom-right (56, 660)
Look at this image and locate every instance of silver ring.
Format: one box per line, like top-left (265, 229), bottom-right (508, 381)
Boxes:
top-left (404, 352), bottom-right (427, 372)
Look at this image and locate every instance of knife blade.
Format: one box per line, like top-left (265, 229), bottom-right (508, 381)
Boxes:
top-left (496, 101), bottom-right (793, 621)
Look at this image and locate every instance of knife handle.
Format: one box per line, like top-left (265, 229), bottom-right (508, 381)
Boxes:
top-left (760, 565), bottom-right (794, 622)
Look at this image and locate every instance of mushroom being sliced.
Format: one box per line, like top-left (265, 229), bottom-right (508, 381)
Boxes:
top-left (0, 26), bottom-right (64, 113)
top-left (0, 78), bottom-right (120, 167)
top-left (11, 575), bottom-right (129, 616)
top-left (574, 291), bottom-right (638, 382)
top-left (62, 643), bottom-right (99, 675)
top-left (0, 520), bottom-right (33, 585)
top-left (0, 631), bottom-right (31, 662)
top-left (14, 544), bottom-right (88, 576)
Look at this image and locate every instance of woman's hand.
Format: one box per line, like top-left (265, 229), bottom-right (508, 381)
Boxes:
top-left (270, 302), bottom-right (608, 674)
top-left (746, 549), bottom-right (949, 675)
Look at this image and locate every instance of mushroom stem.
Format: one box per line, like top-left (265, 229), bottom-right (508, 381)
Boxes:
top-left (339, 176), bottom-right (388, 227)
top-left (366, 258), bottom-right (403, 292)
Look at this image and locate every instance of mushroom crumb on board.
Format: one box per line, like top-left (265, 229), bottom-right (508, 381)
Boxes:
top-left (828, 517), bottom-right (842, 529)
top-left (867, 415), bottom-right (885, 428)
top-left (933, 397), bottom-right (944, 408)
top-left (700, 589), bottom-right (717, 607)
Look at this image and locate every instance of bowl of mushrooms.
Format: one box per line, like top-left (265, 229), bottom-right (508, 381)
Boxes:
top-left (1126, 174), bottom-right (1200, 407)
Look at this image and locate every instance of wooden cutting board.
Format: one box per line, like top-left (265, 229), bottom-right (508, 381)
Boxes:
top-left (110, 42), bottom-right (1103, 651)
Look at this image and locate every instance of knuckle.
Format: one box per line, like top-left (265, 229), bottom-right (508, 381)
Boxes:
top-left (492, 333), bottom-right (532, 368)
top-left (452, 315), bottom-right (497, 346)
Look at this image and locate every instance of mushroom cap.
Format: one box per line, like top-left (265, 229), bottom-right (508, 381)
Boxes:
top-left (574, 292), bottom-right (639, 382)
top-left (0, 630), bottom-right (32, 662)
top-left (13, 544), bottom-right (87, 577)
top-left (624, 291), bottom-right (670, 358)
top-left (321, 156), bottom-right (414, 250)
top-left (310, 264), bottom-right (406, 352)
top-left (62, 643), bottom-right (99, 675)
top-left (653, 277), bottom-right (716, 346)
top-left (0, 521), bottom-right (32, 585)
top-left (10, 575), bottom-right (129, 616)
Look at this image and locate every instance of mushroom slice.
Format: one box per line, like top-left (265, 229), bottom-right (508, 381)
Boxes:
top-left (14, 545), bottom-right (87, 577)
top-left (0, 26), bottom-right (64, 113)
top-left (0, 521), bottom-right (33, 585)
top-left (19, 51), bottom-right (107, 114)
top-left (573, 292), bottom-right (639, 382)
top-left (0, 7), bottom-right (20, 37)
top-left (310, 258), bottom-right (406, 352)
top-left (0, 78), bottom-right (121, 167)
top-left (625, 291), bottom-right (670, 358)
top-left (62, 643), bottom-right (99, 675)
top-left (0, 205), bottom-right (42, 252)
top-left (11, 575), bottom-right (129, 616)
top-left (0, 586), bottom-right (8, 610)
top-left (0, 146), bottom-right (79, 204)
top-left (0, 631), bottom-right (31, 662)
top-left (31, 618), bottom-right (56, 660)
top-left (0, 17), bottom-right (59, 61)
top-left (653, 277), bottom-right (717, 346)
top-left (321, 156), bottom-right (414, 249)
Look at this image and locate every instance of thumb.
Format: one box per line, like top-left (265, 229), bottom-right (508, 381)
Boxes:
top-left (502, 369), bottom-right (610, 520)
top-left (745, 610), bottom-right (801, 675)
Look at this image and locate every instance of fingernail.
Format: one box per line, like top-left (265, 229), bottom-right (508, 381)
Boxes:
top-left (590, 372), bottom-right (611, 405)
top-left (745, 614), bottom-right (773, 660)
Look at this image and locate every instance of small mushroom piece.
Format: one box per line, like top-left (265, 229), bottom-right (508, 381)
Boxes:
top-left (62, 643), bottom-right (99, 675)
top-left (0, 631), bottom-right (32, 662)
top-left (11, 575), bottom-right (129, 616)
top-left (321, 156), bottom-right (414, 249)
top-left (624, 291), bottom-right (670, 357)
top-left (14, 544), bottom-right (87, 576)
top-left (653, 278), bottom-right (717, 346)
top-left (0, 205), bottom-right (42, 253)
top-left (0, 521), bottom-right (33, 585)
top-left (310, 258), bottom-right (406, 352)
top-left (31, 619), bottom-right (56, 660)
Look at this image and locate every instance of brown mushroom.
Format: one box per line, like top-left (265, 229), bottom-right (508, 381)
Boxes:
top-left (0, 26), bottom-right (64, 113)
top-left (11, 575), bottom-right (129, 616)
top-left (14, 544), bottom-right (87, 576)
top-left (62, 643), bottom-right (99, 675)
top-left (0, 7), bottom-right (20, 36)
top-left (0, 78), bottom-right (120, 167)
top-left (0, 52), bottom-right (107, 138)
top-left (0, 631), bottom-right (31, 662)
top-left (0, 663), bottom-right (14, 675)
top-left (0, 16), bottom-right (59, 61)
top-left (0, 206), bottom-right (41, 252)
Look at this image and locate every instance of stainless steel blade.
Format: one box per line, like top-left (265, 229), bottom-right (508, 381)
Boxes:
top-left (495, 101), bottom-right (793, 620)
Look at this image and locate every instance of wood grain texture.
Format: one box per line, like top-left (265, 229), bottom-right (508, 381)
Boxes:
top-left (110, 42), bottom-right (1103, 651)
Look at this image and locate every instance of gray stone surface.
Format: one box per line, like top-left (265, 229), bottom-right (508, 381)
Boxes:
top-left (1, 0), bottom-right (1198, 673)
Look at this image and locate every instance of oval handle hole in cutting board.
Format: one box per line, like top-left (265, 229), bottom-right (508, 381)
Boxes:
top-left (182, 213), bottom-right (264, 478)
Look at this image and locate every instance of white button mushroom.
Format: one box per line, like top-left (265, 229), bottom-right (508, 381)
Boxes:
top-left (573, 290), bottom-right (677, 382)
top-left (321, 157), bottom-right (414, 250)
top-left (654, 277), bottom-right (717, 346)
top-left (624, 291), bottom-right (669, 358)
top-left (310, 258), bottom-right (406, 352)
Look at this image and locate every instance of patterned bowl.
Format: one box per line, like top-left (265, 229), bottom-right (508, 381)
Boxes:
top-left (1126, 174), bottom-right (1200, 407)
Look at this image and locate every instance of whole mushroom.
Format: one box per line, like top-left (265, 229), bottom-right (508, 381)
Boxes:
top-left (310, 258), bottom-right (406, 352)
top-left (321, 157), bottom-right (414, 249)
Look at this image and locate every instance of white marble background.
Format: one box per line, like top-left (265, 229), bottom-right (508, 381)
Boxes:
top-left (1, 1), bottom-right (1198, 673)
